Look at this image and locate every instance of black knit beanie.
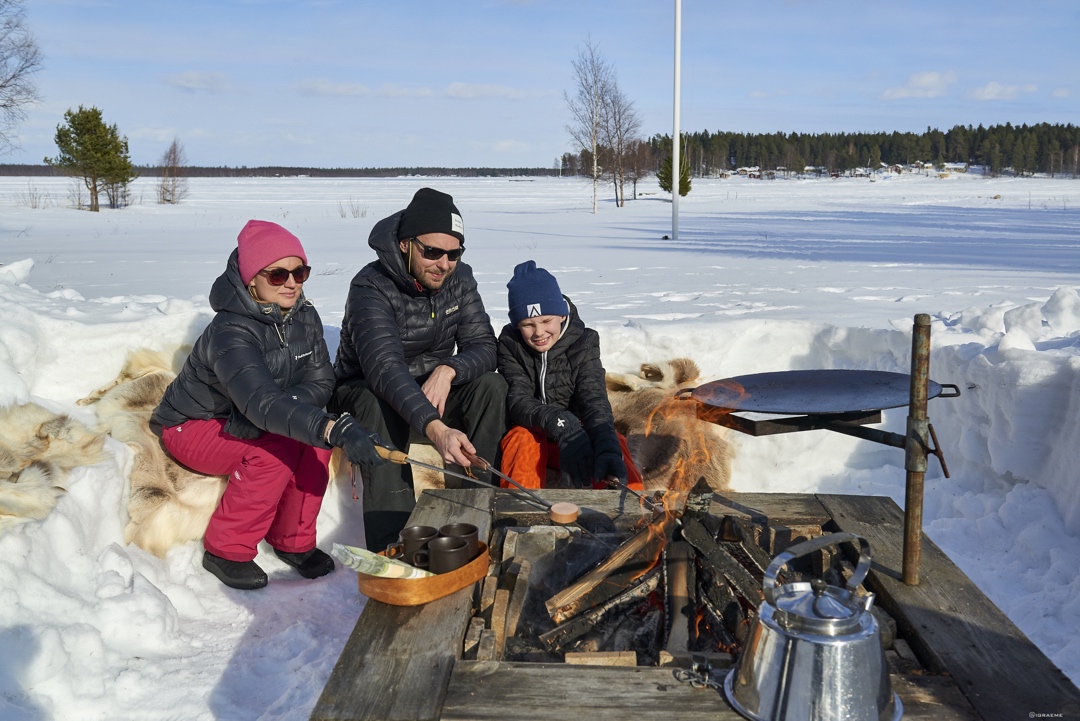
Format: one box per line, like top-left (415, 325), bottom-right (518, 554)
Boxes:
top-left (397, 188), bottom-right (465, 244)
top-left (507, 261), bottom-right (569, 326)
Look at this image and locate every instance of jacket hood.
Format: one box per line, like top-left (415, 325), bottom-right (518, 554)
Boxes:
top-left (209, 249), bottom-right (301, 324)
top-left (367, 210), bottom-right (420, 294)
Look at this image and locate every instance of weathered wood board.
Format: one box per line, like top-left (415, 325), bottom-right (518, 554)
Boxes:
top-left (818, 493), bottom-right (1080, 721)
top-left (310, 489), bottom-right (494, 721)
top-left (439, 662), bottom-right (981, 721)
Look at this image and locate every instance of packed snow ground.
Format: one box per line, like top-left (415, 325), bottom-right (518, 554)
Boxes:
top-left (1, 173), bottom-right (1079, 720)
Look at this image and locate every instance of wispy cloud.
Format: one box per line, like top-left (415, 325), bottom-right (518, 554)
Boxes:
top-left (882, 71), bottom-right (956, 99)
top-left (1053, 88), bottom-right (1072, 98)
top-left (966, 81), bottom-right (1037, 101)
top-left (445, 82), bottom-right (529, 100)
top-left (376, 84), bottom-right (434, 98)
top-left (297, 79), bottom-right (369, 97)
top-left (165, 71), bottom-right (229, 94)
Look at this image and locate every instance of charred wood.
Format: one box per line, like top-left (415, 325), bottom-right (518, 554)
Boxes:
top-left (680, 516), bottom-right (764, 607)
top-left (545, 512), bottom-right (676, 624)
top-left (539, 567), bottom-right (661, 652)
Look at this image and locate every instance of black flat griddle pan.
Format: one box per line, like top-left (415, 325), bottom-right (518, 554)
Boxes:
top-left (690, 369), bottom-right (943, 415)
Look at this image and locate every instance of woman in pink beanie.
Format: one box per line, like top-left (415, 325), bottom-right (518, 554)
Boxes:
top-left (152, 220), bottom-right (392, 590)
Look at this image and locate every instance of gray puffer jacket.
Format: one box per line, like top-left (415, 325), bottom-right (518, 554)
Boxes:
top-left (496, 298), bottom-right (620, 458)
top-left (152, 249), bottom-right (335, 448)
top-left (333, 211), bottom-right (497, 435)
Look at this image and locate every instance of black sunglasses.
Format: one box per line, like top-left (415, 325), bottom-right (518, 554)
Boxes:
top-left (410, 237), bottom-right (464, 261)
top-left (258, 265), bottom-right (311, 286)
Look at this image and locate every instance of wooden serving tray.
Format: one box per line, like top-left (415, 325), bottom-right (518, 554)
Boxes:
top-left (356, 542), bottom-right (488, 606)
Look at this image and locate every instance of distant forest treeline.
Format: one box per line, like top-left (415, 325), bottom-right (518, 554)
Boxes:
top-left (7, 122), bottom-right (1080, 180)
top-left (0, 164), bottom-right (559, 178)
top-left (641, 123), bottom-right (1080, 178)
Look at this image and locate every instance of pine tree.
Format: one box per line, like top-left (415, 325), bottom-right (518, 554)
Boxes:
top-left (45, 105), bottom-right (137, 212)
top-left (657, 148), bottom-right (691, 197)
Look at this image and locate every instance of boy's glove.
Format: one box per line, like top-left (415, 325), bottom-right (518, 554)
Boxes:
top-left (553, 411), bottom-right (592, 488)
top-left (224, 408), bottom-right (263, 440)
top-left (593, 452), bottom-right (628, 486)
top-left (328, 413), bottom-right (390, 467)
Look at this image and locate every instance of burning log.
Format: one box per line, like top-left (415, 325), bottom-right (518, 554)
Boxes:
top-left (719, 516), bottom-right (777, 582)
top-left (538, 567), bottom-right (661, 652)
top-left (545, 511), bottom-right (677, 624)
top-left (680, 516), bottom-right (764, 608)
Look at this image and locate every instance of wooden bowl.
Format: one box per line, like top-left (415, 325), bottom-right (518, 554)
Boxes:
top-left (356, 542), bottom-right (488, 606)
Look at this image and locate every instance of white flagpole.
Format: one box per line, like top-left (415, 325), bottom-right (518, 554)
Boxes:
top-left (672, 0), bottom-right (682, 240)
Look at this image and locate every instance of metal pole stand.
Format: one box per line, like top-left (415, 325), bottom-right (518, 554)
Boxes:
top-left (902, 313), bottom-right (931, 585)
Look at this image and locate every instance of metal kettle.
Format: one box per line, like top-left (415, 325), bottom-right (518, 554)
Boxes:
top-left (724, 532), bottom-right (902, 721)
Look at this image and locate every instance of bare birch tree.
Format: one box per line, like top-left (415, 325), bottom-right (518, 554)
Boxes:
top-left (565, 38), bottom-right (612, 214)
top-left (157, 137), bottom-right (189, 204)
top-left (601, 82), bottom-right (641, 207)
top-left (0, 0), bottom-right (42, 154)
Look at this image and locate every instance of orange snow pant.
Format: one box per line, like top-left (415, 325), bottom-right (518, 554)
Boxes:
top-left (498, 425), bottom-right (643, 490)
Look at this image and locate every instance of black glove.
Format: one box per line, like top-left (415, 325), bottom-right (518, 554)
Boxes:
top-left (327, 413), bottom-right (390, 467)
top-left (224, 408), bottom-right (263, 440)
top-left (593, 452), bottom-right (628, 487)
top-left (553, 411), bottom-right (592, 488)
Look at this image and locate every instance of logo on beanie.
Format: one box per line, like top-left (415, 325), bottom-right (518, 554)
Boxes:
top-left (527, 303), bottom-right (542, 317)
top-left (451, 213), bottom-right (464, 236)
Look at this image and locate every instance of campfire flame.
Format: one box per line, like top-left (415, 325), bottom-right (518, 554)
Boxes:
top-left (640, 377), bottom-right (745, 497)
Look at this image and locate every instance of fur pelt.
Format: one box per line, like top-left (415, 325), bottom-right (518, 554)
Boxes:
top-left (606, 358), bottom-right (732, 493)
top-left (0, 402), bottom-right (108, 531)
top-left (77, 347), bottom-right (227, 557)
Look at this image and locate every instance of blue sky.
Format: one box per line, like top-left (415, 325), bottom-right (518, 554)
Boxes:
top-left (7, 0), bottom-right (1078, 168)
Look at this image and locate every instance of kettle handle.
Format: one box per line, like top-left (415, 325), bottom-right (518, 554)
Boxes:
top-left (762, 532), bottom-right (872, 607)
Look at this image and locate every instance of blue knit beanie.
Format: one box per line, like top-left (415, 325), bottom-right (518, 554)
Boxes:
top-left (507, 261), bottom-right (569, 326)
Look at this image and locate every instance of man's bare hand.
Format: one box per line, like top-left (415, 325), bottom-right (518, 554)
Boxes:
top-left (421, 365), bottom-right (456, 416)
top-left (425, 419), bottom-right (475, 467)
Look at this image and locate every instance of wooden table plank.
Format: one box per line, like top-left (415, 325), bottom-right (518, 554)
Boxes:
top-left (818, 493), bottom-right (1080, 721)
top-left (492, 489), bottom-right (830, 530)
top-left (311, 489), bottom-right (494, 721)
top-left (440, 661), bottom-right (979, 721)
top-left (441, 662), bottom-right (738, 721)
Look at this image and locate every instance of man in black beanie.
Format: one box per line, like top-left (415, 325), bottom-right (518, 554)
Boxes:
top-left (331, 187), bottom-right (507, 550)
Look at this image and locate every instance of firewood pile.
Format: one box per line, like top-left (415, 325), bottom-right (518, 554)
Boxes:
top-left (463, 482), bottom-right (878, 670)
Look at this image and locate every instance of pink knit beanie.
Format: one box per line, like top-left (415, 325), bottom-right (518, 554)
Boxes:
top-left (236, 220), bottom-right (308, 285)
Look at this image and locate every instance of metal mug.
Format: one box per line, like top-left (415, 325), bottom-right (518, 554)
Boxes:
top-left (385, 525), bottom-right (439, 566)
top-left (439, 522), bottom-right (479, 561)
top-left (412, 535), bottom-right (471, 574)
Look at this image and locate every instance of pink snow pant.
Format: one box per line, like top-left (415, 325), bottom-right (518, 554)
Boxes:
top-left (161, 418), bottom-right (332, 562)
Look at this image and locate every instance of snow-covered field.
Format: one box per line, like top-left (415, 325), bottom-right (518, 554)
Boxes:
top-left (1, 172), bottom-right (1079, 720)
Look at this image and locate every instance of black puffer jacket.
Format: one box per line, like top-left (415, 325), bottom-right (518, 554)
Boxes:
top-left (497, 298), bottom-right (620, 458)
top-left (152, 249), bottom-right (335, 448)
top-left (333, 211), bottom-right (497, 434)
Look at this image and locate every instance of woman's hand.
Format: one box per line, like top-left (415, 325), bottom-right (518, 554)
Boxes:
top-left (327, 414), bottom-right (391, 466)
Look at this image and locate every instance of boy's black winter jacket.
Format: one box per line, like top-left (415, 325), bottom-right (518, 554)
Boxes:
top-left (497, 298), bottom-right (620, 458)
top-left (333, 210), bottom-right (497, 435)
top-left (152, 249), bottom-right (335, 448)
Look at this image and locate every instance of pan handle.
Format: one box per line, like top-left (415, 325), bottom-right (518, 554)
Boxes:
top-left (937, 383), bottom-right (961, 398)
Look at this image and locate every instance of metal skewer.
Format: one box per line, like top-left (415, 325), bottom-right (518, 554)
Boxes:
top-left (374, 446), bottom-right (608, 543)
top-left (375, 446), bottom-right (553, 515)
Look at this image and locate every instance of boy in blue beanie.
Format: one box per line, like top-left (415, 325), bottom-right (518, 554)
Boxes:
top-left (497, 261), bottom-right (642, 489)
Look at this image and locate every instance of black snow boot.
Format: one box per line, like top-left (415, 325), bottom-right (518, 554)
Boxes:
top-left (202, 551), bottom-right (268, 590)
top-left (273, 547), bottom-right (335, 579)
